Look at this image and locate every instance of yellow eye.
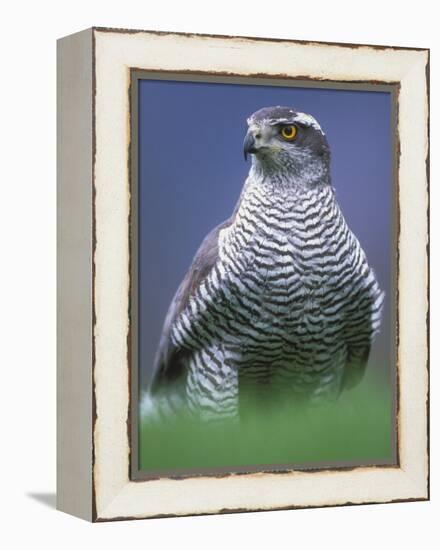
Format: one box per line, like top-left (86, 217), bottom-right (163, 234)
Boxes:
top-left (280, 125), bottom-right (297, 140)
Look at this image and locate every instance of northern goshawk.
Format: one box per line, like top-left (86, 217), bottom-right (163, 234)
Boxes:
top-left (147, 106), bottom-right (384, 421)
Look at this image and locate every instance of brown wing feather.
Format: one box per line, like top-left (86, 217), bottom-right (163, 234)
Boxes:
top-left (149, 218), bottom-right (231, 393)
top-left (149, 179), bottom-right (250, 394)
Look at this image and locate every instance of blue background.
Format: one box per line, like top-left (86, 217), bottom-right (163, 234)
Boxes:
top-left (138, 78), bottom-right (393, 389)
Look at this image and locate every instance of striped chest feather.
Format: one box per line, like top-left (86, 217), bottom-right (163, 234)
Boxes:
top-left (216, 183), bottom-right (349, 340)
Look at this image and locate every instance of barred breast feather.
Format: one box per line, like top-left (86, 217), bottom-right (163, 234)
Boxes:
top-left (149, 177), bottom-right (384, 420)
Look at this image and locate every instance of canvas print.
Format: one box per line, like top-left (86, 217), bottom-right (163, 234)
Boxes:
top-left (134, 76), bottom-right (397, 476)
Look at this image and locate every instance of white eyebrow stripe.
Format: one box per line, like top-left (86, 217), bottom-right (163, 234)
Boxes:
top-left (271, 117), bottom-right (293, 124)
top-left (247, 111), bottom-right (325, 135)
top-left (247, 117), bottom-right (295, 127)
top-left (293, 113), bottom-right (325, 135)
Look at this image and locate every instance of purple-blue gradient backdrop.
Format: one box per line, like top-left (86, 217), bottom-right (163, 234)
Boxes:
top-left (138, 79), bottom-right (393, 390)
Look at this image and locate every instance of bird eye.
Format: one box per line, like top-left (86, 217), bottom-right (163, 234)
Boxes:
top-left (280, 125), bottom-right (297, 141)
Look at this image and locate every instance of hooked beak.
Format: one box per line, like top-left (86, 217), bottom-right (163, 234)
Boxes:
top-left (243, 130), bottom-right (258, 161)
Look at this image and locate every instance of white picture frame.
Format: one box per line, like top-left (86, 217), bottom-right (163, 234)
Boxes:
top-left (57, 27), bottom-right (429, 522)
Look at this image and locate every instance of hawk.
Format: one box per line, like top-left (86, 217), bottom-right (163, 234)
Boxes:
top-left (147, 106), bottom-right (384, 421)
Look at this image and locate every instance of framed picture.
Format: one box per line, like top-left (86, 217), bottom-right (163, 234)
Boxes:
top-left (57, 27), bottom-right (429, 522)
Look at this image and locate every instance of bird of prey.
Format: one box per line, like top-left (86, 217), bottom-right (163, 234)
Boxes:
top-left (148, 106), bottom-right (384, 421)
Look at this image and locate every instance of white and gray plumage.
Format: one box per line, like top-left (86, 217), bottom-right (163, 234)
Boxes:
top-left (147, 106), bottom-right (384, 421)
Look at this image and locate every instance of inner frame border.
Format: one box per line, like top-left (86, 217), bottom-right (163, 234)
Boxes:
top-left (129, 70), bottom-right (400, 482)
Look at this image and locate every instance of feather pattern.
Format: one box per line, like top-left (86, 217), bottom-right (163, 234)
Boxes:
top-left (148, 107), bottom-right (384, 421)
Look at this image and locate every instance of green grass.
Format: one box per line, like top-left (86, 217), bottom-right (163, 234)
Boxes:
top-left (139, 378), bottom-right (395, 474)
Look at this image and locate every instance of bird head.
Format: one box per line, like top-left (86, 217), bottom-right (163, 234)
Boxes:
top-left (243, 106), bottom-right (331, 187)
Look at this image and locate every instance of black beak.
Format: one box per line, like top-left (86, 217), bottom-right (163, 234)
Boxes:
top-left (243, 130), bottom-right (257, 161)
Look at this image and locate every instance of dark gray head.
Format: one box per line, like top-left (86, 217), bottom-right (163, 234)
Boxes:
top-left (243, 106), bottom-right (331, 187)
